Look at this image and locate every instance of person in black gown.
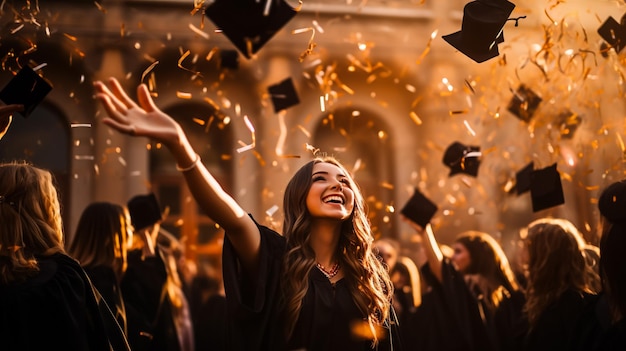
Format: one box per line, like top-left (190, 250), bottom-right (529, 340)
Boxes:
top-left (374, 238), bottom-right (422, 348)
top-left (520, 218), bottom-right (600, 351)
top-left (122, 193), bottom-right (194, 351)
top-left (571, 181), bottom-right (626, 350)
top-left (67, 201), bottom-right (133, 336)
top-left (94, 77), bottom-right (402, 351)
top-left (403, 221), bottom-right (526, 351)
top-left (0, 161), bottom-right (130, 351)
top-left (189, 262), bottom-right (227, 351)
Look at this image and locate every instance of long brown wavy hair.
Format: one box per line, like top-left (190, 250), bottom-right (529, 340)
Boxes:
top-left (455, 231), bottom-right (520, 313)
top-left (67, 202), bottom-right (131, 279)
top-left (0, 162), bottom-right (65, 285)
top-left (281, 156), bottom-right (393, 343)
top-left (522, 218), bottom-right (600, 328)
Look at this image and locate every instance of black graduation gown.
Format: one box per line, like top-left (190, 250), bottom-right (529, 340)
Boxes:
top-left (523, 289), bottom-right (594, 351)
top-left (0, 253), bottom-right (129, 351)
top-left (121, 249), bottom-right (181, 351)
top-left (85, 265), bottom-right (127, 334)
top-left (570, 292), bottom-right (626, 351)
top-left (407, 259), bottom-right (525, 351)
top-left (192, 292), bottom-right (228, 351)
top-left (222, 218), bottom-right (402, 351)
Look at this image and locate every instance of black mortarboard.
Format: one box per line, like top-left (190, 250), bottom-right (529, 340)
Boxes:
top-left (514, 161), bottom-right (533, 195)
top-left (219, 49), bottom-right (240, 70)
top-left (442, 141), bottom-right (482, 177)
top-left (507, 84), bottom-right (542, 122)
top-left (127, 193), bottom-right (163, 231)
top-left (557, 110), bottom-right (582, 139)
top-left (597, 15), bottom-right (626, 54)
top-left (400, 187), bottom-right (438, 228)
top-left (205, 0), bottom-right (298, 59)
top-left (0, 66), bottom-right (52, 118)
top-left (442, 0), bottom-right (516, 63)
top-left (267, 77), bottom-right (300, 113)
top-left (530, 163), bottom-right (565, 212)
top-left (598, 179), bottom-right (626, 223)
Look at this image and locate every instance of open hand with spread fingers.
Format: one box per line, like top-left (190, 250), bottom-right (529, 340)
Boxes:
top-left (93, 78), bottom-right (184, 149)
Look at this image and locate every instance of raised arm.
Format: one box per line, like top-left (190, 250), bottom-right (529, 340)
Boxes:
top-left (403, 219), bottom-right (444, 283)
top-left (93, 78), bottom-right (260, 273)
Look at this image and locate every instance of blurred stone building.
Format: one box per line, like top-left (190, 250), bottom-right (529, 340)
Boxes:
top-left (0, 0), bottom-right (624, 267)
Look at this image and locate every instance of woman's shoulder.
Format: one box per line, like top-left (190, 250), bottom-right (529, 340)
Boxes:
top-left (7, 253), bottom-right (84, 289)
top-left (0, 253), bottom-right (88, 305)
top-left (250, 214), bottom-right (286, 248)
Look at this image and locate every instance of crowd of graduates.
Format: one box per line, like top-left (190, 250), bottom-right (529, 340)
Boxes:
top-left (1, 77), bottom-right (625, 351)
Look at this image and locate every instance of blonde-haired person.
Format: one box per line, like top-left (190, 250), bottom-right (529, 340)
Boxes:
top-left (0, 162), bottom-right (130, 351)
top-left (404, 220), bottom-right (526, 351)
top-left (67, 201), bottom-right (133, 336)
top-left (94, 78), bottom-right (401, 351)
top-left (520, 217), bottom-right (600, 351)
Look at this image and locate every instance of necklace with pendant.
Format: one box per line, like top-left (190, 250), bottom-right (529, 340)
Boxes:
top-left (316, 261), bottom-right (340, 279)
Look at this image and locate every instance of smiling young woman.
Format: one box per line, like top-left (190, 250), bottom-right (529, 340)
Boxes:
top-left (93, 78), bottom-right (401, 351)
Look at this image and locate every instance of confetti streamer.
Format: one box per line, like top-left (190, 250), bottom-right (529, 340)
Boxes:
top-left (188, 23), bottom-right (209, 39)
top-left (292, 27), bottom-right (317, 62)
top-left (141, 61), bottom-right (159, 84)
top-left (236, 115), bottom-right (256, 153)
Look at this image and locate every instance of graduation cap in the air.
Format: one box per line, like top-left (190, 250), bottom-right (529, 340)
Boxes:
top-left (598, 14), bottom-right (626, 54)
top-left (267, 77), bottom-right (300, 113)
top-left (0, 66), bottom-right (52, 118)
top-left (556, 110), bottom-right (582, 139)
top-left (511, 161), bottom-right (533, 195)
top-left (442, 0), bottom-right (516, 63)
top-left (507, 85), bottom-right (542, 122)
top-left (442, 141), bottom-right (482, 177)
top-left (219, 49), bottom-right (240, 70)
top-left (205, 0), bottom-right (298, 59)
top-left (127, 193), bottom-right (164, 231)
top-left (598, 179), bottom-right (626, 223)
top-left (530, 163), bottom-right (565, 212)
top-left (400, 187), bottom-right (438, 228)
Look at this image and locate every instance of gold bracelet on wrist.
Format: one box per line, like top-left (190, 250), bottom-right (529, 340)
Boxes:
top-left (176, 153), bottom-right (201, 172)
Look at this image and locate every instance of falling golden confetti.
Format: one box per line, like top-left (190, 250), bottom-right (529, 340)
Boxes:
top-left (94, 1), bottom-right (106, 13)
top-left (205, 47), bottom-right (218, 61)
top-left (177, 50), bottom-right (202, 76)
top-left (190, 0), bottom-right (204, 15)
top-left (319, 95), bottom-right (326, 112)
top-left (409, 111), bottom-right (422, 125)
top-left (10, 24), bottom-right (24, 35)
top-left (449, 109), bottom-right (469, 115)
top-left (236, 115), bottom-right (256, 153)
top-left (463, 120), bottom-right (476, 136)
top-left (350, 320), bottom-right (386, 341)
top-left (141, 61), bottom-right (159, 84)
top-left (464, 79), bottom-right (476, 94)
top-left (297, 125), bottom-right (311, 138)
top-left (416, 30), bottom-right (437, 65)
top-left (292, 27), bottom-right (317, 62)
top-left (380, 182), bottom-right (394, 190)
top-left (176, 91), bottom-right (193, 99)
top-left (188, 23), bottom-right (209, 39)
top-left (276, 112), bottom-right (287, 156)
